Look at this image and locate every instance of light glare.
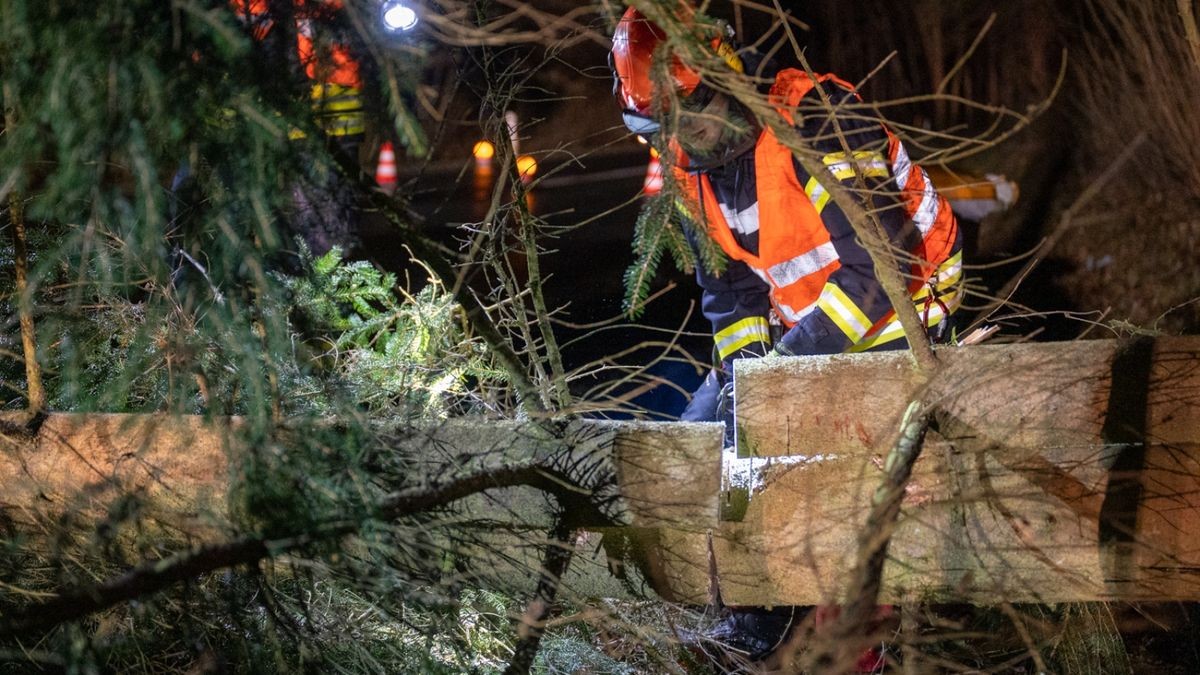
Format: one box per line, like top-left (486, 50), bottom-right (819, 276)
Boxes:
top-left (382, 3), bottom-right (418, 31)
top-left (473, 140), bottom-right (495, 161)
top-left (516, 155), bottom-right (538, 180)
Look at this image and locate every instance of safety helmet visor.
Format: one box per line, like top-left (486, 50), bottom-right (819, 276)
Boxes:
top-left (622, 109), bottom-right (661, 136)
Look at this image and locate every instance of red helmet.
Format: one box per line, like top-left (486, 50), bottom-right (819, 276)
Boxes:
top-left (614, 6), bottom-right (744, 134)
top-left (610, 7), bottom-right (703, 134)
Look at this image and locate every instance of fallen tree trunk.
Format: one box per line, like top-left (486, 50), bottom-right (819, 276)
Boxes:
top-left (0, 415), bottom-right (721, 529)
top-left (4, 337), bottom-right (1200, 607)
top-left (0, 414), bottom-right (722, 603)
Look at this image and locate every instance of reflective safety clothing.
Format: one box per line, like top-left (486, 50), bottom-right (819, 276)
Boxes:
top-left (673, 69), bottom-right (961, 364)
top-left (231, 0), bottom-right (365, 137)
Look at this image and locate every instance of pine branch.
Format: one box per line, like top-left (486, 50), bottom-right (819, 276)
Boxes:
top-left (325, 140), bottom-right (548, 414)
top-left (622, 194), bottom-right (674, 318)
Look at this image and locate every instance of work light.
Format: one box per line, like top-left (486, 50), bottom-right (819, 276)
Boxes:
top-left (380, 0), bottom-right (418, 32)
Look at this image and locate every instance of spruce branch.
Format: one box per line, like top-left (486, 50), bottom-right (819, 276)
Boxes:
top-left (622, 196), bottom-right (674, 319)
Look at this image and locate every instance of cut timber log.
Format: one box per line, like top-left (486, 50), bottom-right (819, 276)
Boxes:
top-left (696, 336), bottom-right (1200, 605)
top-left (0, 413), bottom-right (238, 537)
top-left (4, 337), bottom-right (1199, 607)
top-left (0, 414), bottom-right (721, 601)
top-left (0, 416), bottom-right (720, 530)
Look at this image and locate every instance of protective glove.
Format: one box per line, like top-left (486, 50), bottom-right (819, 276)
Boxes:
top-left (680, 370), bottom-right (722, 422)
top-left (681, 370), bottom-right (736, 447)
top-left (773, 319), bottom-right (844, 357)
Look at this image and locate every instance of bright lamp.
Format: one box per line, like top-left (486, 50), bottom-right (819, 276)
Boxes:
top-left (381, 1), bottom-right (418, 32)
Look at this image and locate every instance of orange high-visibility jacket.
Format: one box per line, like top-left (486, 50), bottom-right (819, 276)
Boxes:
top-left (231, 0), bottom-right (364, 136)
top-left (674, 70), bottom-right (961, 357)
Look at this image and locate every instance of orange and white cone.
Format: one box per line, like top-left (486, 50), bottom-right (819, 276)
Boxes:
top-left (643, 148), bottom-right (663, 196)
top-left (375, 141), bottom-right (398, 195)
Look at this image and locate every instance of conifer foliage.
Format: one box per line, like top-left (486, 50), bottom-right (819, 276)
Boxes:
top-left (0, 1), bottom-right (548, 672)
top-left (0, 0), bottom-right (416, 417)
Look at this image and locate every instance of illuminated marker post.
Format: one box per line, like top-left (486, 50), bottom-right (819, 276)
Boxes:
top-left (643, 147), bottom-right (663, 196)
top-left (516, 154), bottom-right (538, 185)
top-left (472, 140), bottom-right (495, 168)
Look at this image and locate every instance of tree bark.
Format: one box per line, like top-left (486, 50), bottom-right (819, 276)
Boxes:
top-left (503, 521), bottom-right (575, 675)
top-left (5, 188), bottom-right (43, 413)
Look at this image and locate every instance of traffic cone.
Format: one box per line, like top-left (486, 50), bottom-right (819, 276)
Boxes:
top-left (643, 148), bottom-right (663, 196)
top-left (375, 141), bottom-right (398, 195)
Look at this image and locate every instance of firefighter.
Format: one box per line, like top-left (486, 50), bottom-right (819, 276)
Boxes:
top-left (231, 0), bottom-right (367, 256)
top-left (610, 6), bottom-right (962, 668)
top-left (612, 7), bottom-right (961, 427)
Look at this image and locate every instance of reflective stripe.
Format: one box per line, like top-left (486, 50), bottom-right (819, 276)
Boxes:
top-left (311, 83), bottom-right (364, 136)
top-left (912, 169), bottom-right (940, 236)
top-left (823, 150), bottom-right (887, 165)
top-left (804, 176), bottom-right (831, 214)
top-left (714, 316), bottom-right (771, 360)
top-left (717, 201), bottom-right (760, 236)
top-left (818, 282), bottom-right (872, 342)
top-left (829, 163), bottom-right (889, 181)
top-left (848, 286), bottom-right (963, 353)
top-left (674, 199), bottom-right (694, 221)
top-left (933, 251), bottom-right (963, 289)
top-left (915, 251), bottom-right (963, 300)
top-left (311, 83), bottom-right (362, 108)
top-left (319, 99), bottom-right (363, 113)
top-left (892, 143), bottom-right (912, 191)
top-left (824, 151), bottom-right (890, 182)
top-left (766, 242), bottom-right (838, 287)
top-left (315, 115), bottom-right (365, 136)
top-left (775, 299), bottom-right (816, 324)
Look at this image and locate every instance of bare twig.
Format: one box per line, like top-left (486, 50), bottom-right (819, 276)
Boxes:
top-left (800, 400), bottom-right (930, 673)
top-left (2, 65), bottom-right (44, 414)
top-left (771, 0), bottom-right (940, 374)
top-left (502, 521), bottom-right (575, 675)
top-left (4, 189), bottom-right (44, 414)
top-left (935, 13), bottom-right (997, 95)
